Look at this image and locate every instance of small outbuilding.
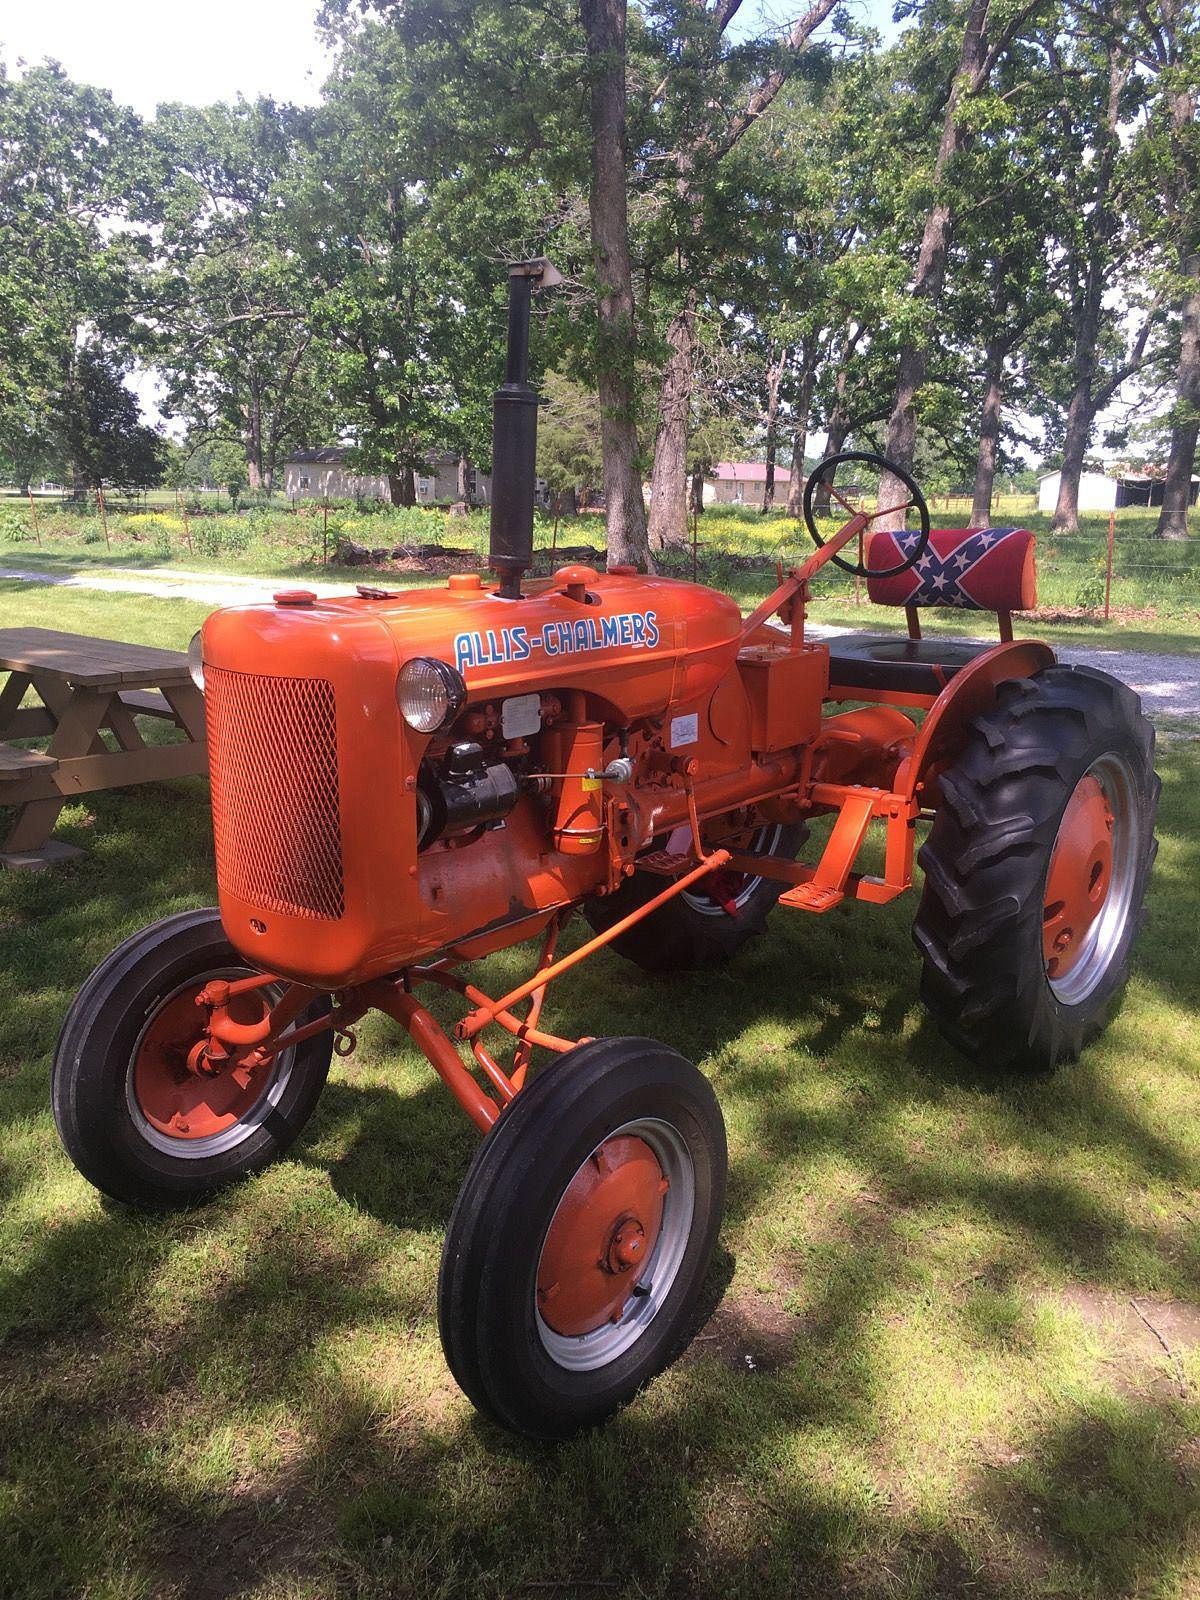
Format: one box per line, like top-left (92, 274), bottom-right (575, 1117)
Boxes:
top-left (1037, 471), bottom-right (1118, 514)
top-left (1112, 472), bottom-right (1199, 508)
top-left (1037, 469), bottom-right (1199, 514)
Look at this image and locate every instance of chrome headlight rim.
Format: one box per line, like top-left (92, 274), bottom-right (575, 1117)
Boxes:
top-left (396, 656), bottom-right (467, 734)
top-left (187, 630), bottom-right (205, 692)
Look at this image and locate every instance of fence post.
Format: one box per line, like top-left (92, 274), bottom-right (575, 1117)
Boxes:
top-left (323, 500), bottom-right (329, 565)
top-left (177, 489), bottom-right (192, 553)
top-left (1103, 510), bottom-right (1115, 621)
top-left (27, 490), bottom-right (41, 545)
top-left (97, 485), bottom-right (110, 549)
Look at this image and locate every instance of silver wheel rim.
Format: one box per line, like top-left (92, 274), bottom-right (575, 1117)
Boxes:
top-left (536, 1117), bottom-right (696, 1373)
top-left (680, 822), bottom-right (787, 916)
top-left (125, 967), bottom-right (299, 1159)
top-left (1046, 754), bottom-right (1141, 1007)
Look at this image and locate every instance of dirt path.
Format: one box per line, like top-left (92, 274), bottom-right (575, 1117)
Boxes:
top-left (4, 562), bottom-right (1198, 725)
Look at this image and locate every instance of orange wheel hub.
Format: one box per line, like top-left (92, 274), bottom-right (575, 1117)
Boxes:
top-left (1043, 775), bottom-right (1114, 981)
top-left (537, 1136), bottom-right (668, 1337)
top-left (132, 984), bottom-right (273, 1141)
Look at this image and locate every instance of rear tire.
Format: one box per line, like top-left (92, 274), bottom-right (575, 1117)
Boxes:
top-left (53, 908), bottom-right (333, 1208)
top-left (583, 822), bottom-right (806, 972)
top-left (913, 665), bottom-right (1158, 1072)
top-left (438, 1037), bottom-right (727, 1440)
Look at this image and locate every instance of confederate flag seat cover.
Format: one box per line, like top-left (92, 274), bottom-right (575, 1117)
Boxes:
top-left (826, 527), bottom-right (1037, 696)
top-left (866, 527), bottom-right (1037, 612)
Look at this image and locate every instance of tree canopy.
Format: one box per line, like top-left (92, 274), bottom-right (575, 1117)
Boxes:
top-left (0, 1), bottom-right (1196, 540)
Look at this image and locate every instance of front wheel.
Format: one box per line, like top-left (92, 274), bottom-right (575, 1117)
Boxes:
top-left (913, 664), bottom-right (1159, 1072)
top-left (53, 908), bottom-right (334, 1208)
top-left (438, 1037), bottom-right (727, 1440)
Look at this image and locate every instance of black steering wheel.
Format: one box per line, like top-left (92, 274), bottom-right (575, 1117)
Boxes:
top-left (802, 451), bottom-right (931, 579)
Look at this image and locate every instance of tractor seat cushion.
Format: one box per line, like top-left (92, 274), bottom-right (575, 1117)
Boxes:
top-left (826, 634), bottom-right (994, 695)
top-left (866, 527), bottom-right (1037, 611)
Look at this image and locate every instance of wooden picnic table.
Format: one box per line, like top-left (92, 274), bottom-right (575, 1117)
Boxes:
top-left (0, 627), bottom-right (207, 868)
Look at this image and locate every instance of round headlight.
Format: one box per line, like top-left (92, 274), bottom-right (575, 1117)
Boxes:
top-left (397, 657), bottom-right (466, 734)
top-left (187, 630), bottom-right (205, 692)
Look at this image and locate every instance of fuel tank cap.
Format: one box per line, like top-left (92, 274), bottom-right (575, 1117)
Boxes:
top-left (555, 564), bottom-right (599, 602)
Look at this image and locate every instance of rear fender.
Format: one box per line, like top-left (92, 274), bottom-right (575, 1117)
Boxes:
top-left (899, 640), bottom-right (1056, 805)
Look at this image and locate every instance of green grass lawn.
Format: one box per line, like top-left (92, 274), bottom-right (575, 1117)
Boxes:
top-left (2, 589), bottom-right (1199, 1599)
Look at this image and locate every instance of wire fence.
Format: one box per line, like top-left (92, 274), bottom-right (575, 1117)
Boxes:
top-left (3, 490), bottom-right (1200, 625)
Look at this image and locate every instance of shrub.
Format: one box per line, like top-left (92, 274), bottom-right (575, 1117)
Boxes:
top-left (194, 522), bottom-right (222, 558)
top-left (0, 506), bottom-right (31, 542)
top-left (224, 519), bottom-right (254, 554)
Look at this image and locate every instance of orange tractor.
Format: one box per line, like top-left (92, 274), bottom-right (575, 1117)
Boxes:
top-left (54, 262), bottom-right (1158, 1439)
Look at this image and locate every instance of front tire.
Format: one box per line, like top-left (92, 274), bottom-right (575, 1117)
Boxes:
top-left (53, 908), bottom-right (334, 1208)
top-left (913, 665), bottom-right (1159, 1072)
top-left (438, 1037), bottom-right (727, 1440)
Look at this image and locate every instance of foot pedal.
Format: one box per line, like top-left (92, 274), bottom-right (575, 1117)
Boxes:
top-left (636, 850), bottom-right (694, 876)
top-left (778, 883), bottom-right (844, 913)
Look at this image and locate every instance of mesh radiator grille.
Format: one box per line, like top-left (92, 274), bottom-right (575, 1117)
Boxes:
top-left (205, 666), bottom-right (345, 921)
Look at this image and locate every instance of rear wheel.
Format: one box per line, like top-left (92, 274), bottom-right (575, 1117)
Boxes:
top-left (913, 665), bottom-right (1158, 1072)
top-left (53, 909), bottom-right (333, 1208)
top-left (583, 820), bottom-right (806, 972)
top-left (438, 1037), bottom-right (726, 1439)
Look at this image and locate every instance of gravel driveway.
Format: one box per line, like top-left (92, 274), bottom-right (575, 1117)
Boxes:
top-left (4, 562), bottom-right (1198, 725)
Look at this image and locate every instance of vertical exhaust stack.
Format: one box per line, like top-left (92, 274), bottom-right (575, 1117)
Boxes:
top-left (489, 258), bottom-right (562, 599)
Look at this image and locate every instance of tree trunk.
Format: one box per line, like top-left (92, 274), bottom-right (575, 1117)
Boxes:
top-left (647, 289), bottom-right (698, 549)
top-left (1053, 46), bottom-right (1125, 534)
top-left (580, 0), bottom-right (651, 571)
top-left (760, 349), bottom-right (785, 513)
top-left (1052, 381), bottom-right (1096, 535)
top-left (245, 378), bottom-right (264, 494)
top-left (812, 391), bottom-right (853, 518)
top-left (1157, 256), bottom-right (1200, 540)
top-left (971, 337), bottom-right (1007, 527)
top-left (785, 365), bottom-right (816, 516)
top-left (878, 0), bottom-right (991, 529)
top-left (690, 462), bottom-right (706, 515)
top-left (388, 467), bottom-right (416, 506)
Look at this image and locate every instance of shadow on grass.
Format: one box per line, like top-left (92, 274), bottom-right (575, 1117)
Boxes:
top-left (1, 737), bottom-right (1198, 1596)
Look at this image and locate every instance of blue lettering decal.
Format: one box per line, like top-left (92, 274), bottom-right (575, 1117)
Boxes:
top-left (556, 622), bottom-right (573, 653)
top-left (618, 615), bottom-right (633, 645)
top-left (601, 616), bottom-right (619, 647)
top-left (573, 619), bottom-right (590, 650)
top-left (644, 611), bottom-right (660, 648)
top-left (542, 623), bottom-right (559, 656)
top-left (454, 633), bottom-right (476, 673)
top-left (630, 613), bottom-right (646, 644)
top-left (510, 625), bottom-right (530, 662)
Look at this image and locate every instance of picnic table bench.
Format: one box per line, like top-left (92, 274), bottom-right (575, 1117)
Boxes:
top-left (0, 627), bottom-right (207, 868)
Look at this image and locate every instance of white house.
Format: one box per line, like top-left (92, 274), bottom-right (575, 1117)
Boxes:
top-left (708, 461), bottom-right (793, 506)
top-left (281, 449), bottom-right (492, 506)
